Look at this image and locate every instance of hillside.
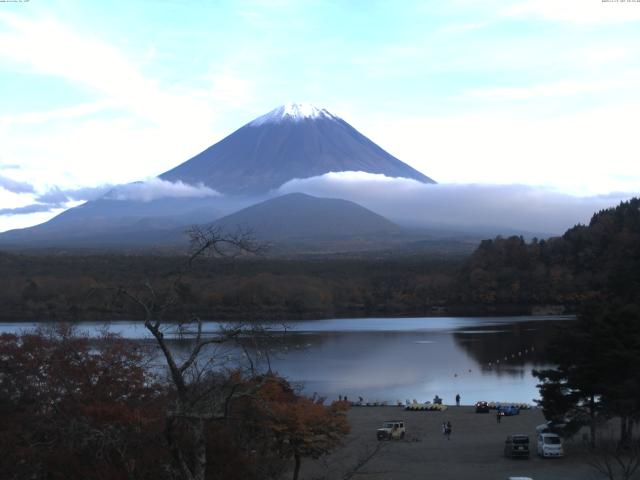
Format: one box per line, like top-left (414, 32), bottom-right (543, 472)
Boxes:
top-left (211, 193), bottom-right (401, 241)
top-left (456, 197), bottom-right (640, 307)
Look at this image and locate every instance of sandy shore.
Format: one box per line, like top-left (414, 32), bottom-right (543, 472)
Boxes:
top-left (296, 405), bottom-right (599, 480)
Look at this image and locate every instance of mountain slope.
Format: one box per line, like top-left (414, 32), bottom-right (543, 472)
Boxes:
top-left (160, 103), bottom-right (435, 195)
top-left (0, 196), bottom-right (226, 248)
top-left (0, 103), bottom-right (434, 250)
top-left (211, 192), bottom-right (401, 240)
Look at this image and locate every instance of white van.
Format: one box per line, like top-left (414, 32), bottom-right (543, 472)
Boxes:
top-left (537, 433), bottom-right (564, 458)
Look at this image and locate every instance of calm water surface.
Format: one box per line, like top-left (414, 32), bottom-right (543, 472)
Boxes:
top-left (1, 316), bottom-right (573, 404)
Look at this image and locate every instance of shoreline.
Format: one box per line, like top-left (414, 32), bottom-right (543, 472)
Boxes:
top-left (0, 311), bottom-right (577, 324)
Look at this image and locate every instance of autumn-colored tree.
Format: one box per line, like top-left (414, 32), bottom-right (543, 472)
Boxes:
top-left (0, 325), bottom-right (167, 480)
top-left (249, 375), bottom-right (350, 480)
top-left (0, 326), bottom-right (349, 480)
top-left (199, 373), bottom-right (350, 480)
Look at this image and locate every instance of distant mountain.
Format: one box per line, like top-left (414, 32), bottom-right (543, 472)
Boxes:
top-left (161, 103), bottom-right (435, 195)
top-left (0, 104), bottom-right (435, 251)
top-left (0, 193), bottom-right (408, 253)
top-left (211, 192), bottom-right (401, 241)
top-left (0, 196), bottom-right (227, 249)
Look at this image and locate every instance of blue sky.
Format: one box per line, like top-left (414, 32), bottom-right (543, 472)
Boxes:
top-left (1, 0), bottom-right (640, 232)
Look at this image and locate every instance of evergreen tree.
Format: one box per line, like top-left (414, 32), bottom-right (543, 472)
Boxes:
top-left (535, 303), bottom-right (640, 447)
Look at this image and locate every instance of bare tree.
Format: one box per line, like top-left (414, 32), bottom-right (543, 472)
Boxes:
top-left (305, 435), bottom-right (387, 480)
top-left (115, 226), bottom-right (267, 480)
top-left (586, 436), bottom-right (640, 480)
top-left (342, 441), bottom-right (387, 480)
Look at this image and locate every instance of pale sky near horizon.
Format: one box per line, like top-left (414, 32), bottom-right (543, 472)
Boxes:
top-left (1, 0), bottom-right (640, 232)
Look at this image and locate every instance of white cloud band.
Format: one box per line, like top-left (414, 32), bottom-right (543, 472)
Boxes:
top-left (105, 178), bottom-right (220, 202)
top-left (278, 171), bottom-right (634, 235)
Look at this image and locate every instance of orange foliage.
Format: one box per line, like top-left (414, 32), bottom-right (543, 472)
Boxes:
top-left (0, 326), bottom-right (167, 480)
top-left (251, 375), bottom-right (350, 479)
top-left (0, 329), bottom-right (351, 480)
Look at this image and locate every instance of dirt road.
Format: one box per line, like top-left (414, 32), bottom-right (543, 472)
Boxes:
top-left (296, 405), bottom-right (599, 480)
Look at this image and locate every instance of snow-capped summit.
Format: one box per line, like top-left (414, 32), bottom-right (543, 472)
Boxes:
top-left (249, 103), bottom-right (337, 126)
top-left (159, 103), bottom-right (434, 194)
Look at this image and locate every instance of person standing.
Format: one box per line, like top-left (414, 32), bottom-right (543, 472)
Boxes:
top-left (496, 411), bottom-right (502, 423)
top-left (445, 421), bottom-right (452, 440)
top-left (455, 393), bottom-right (461, 406)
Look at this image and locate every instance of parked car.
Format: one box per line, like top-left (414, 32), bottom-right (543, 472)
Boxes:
top-left (475, 401), bottom-right (490, 413)
top-left (498, 405), bottom-right (520, 416)
top-left (504, 435), bottom-right (530, 458)
top-left (537, 433), bottom-right (564, 458)
top-left (376, 420), bottom-right (405, 440)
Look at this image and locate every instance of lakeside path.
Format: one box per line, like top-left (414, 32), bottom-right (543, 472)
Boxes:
top-left (297, 405), bottom-right (598, 480)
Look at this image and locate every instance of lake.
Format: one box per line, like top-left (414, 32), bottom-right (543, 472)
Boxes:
top-left (0, 315), bottom-right (573, 405)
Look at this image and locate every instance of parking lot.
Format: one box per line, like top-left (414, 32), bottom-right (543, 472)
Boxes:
top-left (296, 405), bottom-right (600, 480)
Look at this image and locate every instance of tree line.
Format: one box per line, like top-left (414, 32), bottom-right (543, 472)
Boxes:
top-left (0, 241), bottom-right (596, 322)
top-left (1, 199), bottom-right (638, 325)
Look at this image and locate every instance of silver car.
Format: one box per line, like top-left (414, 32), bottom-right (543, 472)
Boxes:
top-left (537, 433), bottom-right (564, 458)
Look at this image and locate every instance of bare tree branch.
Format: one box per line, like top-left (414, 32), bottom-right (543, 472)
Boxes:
top-left (105, 226), bottom-right (269, 480)
top-left (586, 437), bottom-right (640, 480)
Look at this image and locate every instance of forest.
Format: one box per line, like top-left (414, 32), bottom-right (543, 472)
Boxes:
top-left (2, 198), bottom-right (639, 322)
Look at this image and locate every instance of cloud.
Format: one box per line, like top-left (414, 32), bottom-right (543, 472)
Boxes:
top-left (358, 104), bottom-right (640, 196)
top-left (34, 184), bottom-right (114, 205)
top-left (463, 69), bottom-right (640, 102)
top-left (465, 79), bottom-right (614, 101)
top-left (105, 178), bottom-right (220, 202)
top-left (0, 174), bottom-right (35, 194)
top-left (0, 12), bottom-right (181, 123)
top-left (277, 171), bottom-right (634, 235)
top-left (0, 11), bottom-right (257, 204)
top-left (504, 0), bottom-right (640, 25)
top-left (0, 101), bottom-right (114, 127)
top-left (0, 163), bottom-right (20, 170)
top-left (439, 22), bottom-right (488, 34)
top-left (0, 179), bottom-right (219, 221)
top-left (0, 203), bottom-right (59, 216)
top-left (205, 68), bottom-right (256, 108)
top-left (0, 184), bottom-right (112, 218)
top-left (0, 12), bottom-right (254, 126)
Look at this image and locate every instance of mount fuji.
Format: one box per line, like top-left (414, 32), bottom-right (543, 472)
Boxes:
top-left (0, 103), bottom-right (436, 251)
top-left (160, 103), bottom-right (434, 194)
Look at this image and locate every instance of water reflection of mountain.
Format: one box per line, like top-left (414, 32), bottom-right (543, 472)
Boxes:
top-left (452, 320), bottom-right (569, 373)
